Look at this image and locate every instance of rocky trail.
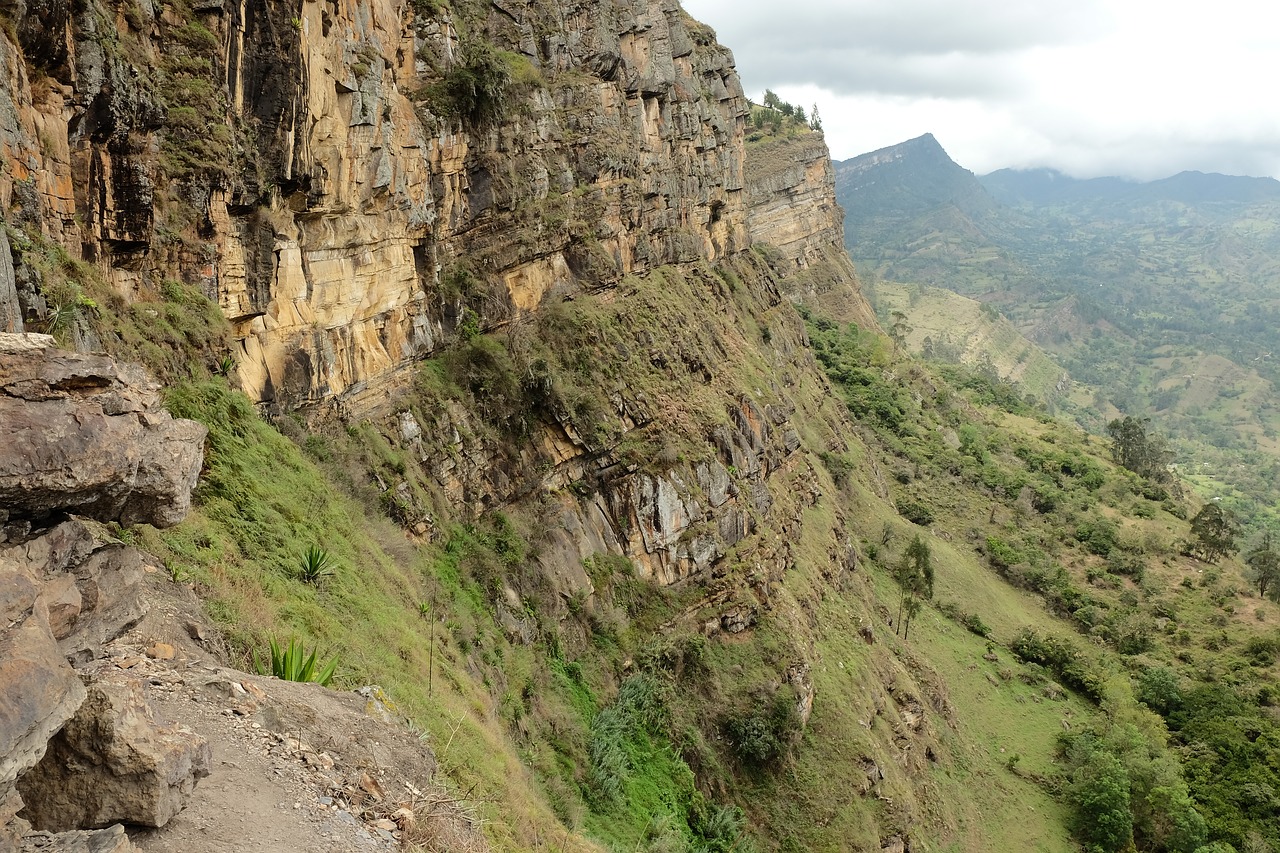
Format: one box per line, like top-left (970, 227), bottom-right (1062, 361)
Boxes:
top-left (1, 338), bottom-right (485, 853)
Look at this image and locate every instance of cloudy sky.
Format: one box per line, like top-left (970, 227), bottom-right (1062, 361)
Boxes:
top-left (682, 0), bottom-right (1280, 180)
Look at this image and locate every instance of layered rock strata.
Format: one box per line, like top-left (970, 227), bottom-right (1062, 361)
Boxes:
top-left (0, 0), bottom-right (754, 411)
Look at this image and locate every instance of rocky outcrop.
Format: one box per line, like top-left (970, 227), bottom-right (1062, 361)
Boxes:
top-left (746, 131), bottom-right (846, 269)
top-left (0, 342), bottom-right (207, 848)
top-left (0, 0), bottom-right (756, 413)
top-left (0, 335), bottom-right (206, 528)
top-left (745, 131), bottom-right (878, 327)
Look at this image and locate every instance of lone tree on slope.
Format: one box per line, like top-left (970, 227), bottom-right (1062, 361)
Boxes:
top-left (1246, 531), bottom-right (1280, 599)
top-left (1187, 502), bottom-right (1239, 563)
top-left (895, 534), bottom-right (934, 639)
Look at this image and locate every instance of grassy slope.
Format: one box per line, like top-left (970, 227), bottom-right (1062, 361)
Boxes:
top-left (868, 281), bottom-right (1067, 401)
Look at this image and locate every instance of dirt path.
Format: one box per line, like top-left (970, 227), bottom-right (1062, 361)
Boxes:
top-left (82, 573), bottom-right (486, 853)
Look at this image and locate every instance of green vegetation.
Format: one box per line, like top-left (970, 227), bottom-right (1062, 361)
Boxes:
top-left (804, 307), bottom-right (1280, 853)
top-left (746, 91), bottom-right (821, 144)
top-left (423, 37), bottom-right (514, 125)
top-left (1186, 503), bottom-right (1240, 563)
top-left (256, 637), bottom-right (339, 686)
top-left (296, 546), bottom-right (337, 585)
top-left (837, 141), bottom-right (1280, 539)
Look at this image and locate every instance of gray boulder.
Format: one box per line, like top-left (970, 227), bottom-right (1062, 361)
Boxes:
top-left (0, 337), bottom-right (206, 528)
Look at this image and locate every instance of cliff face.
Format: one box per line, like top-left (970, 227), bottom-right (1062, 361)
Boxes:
top-left (0, 0), bottom-right (762, 411)
top-left (745, 130), bottom-right (878, 328)
top-left (0, 0), bottom-right (874, 585)
top-left (0, 2), bottom-right (964, 851)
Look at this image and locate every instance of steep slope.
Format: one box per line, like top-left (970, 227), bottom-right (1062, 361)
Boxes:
top-left (6, 4), bottom-right (1278, 853)
top-left (0, 1), bottom-right (969, 850)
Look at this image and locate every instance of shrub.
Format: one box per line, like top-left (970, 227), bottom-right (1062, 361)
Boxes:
top-left (896, 498), bottom-right (934, 526)
top-left (255, 637), bottom-right (338, 686)
top-left (1137, 667), bottom-right (1183, 716)
top-left (723, 686), bottom-right (802, 770)
top-left (297, 545), bottom-right (336, 584)
top-left (425, 38), bottom-right (513, 125)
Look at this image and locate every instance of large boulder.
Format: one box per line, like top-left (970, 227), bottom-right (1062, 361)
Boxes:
top-left (16, 681), bottom-right (211, 831)
top-left (0, 335), bottom-right (207, 528)
top-left (0, 553), bottom-right (89, 851)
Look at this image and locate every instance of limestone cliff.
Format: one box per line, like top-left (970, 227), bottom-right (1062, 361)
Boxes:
top-left (0, 1), bottom-right (975, 851)
top-left (0, 0), bottom-right (768, 412)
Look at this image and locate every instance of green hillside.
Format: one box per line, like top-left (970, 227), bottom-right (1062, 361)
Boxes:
top-left (836, 140), bottom-right (1280, 534)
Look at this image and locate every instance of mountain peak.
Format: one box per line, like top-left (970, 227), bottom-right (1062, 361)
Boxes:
top-left (834, 134), bottom-right (993, 231)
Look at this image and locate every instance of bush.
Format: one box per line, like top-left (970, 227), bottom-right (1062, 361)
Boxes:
top-left (425, 38), bottom-right (513, 125)
top-left (985, 536), bottom-right (1024, 572)
top-left (896, 498), bottom-right (934, 526)
top-left (255, 637), bottom-right (338, 686)
top-left (1138, 667), bottom-right (1183, 716)
top-left (723, 687), bottom-right (802, 770)
top-left (1075, 517), bottom-right (1119, 556)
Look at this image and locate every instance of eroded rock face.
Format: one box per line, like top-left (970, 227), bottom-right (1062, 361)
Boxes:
top-left (0, 336), bottom-right (206, 528)
top-left (745, 132), bottom-right (879, 328)
top-left (17, 681), bottom-right (212, 831)
top-left (0, 0), bottom-right (760, 414)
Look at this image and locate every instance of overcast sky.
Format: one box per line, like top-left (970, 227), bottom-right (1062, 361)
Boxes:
top-left (682, 0), bottom-right (1280, 180)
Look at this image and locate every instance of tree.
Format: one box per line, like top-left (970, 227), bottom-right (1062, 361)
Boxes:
top-left (810, 103), bottom-right (822, 131)
top-left (902, 597), bottom-right (922, 640)
top-left (1246, 531), bottom-right (1280, 600)
top-left (888, 310), bottom-right (911, 356)
top-left (1106, 415), bottom-right (1174, 483)
top-left (762, 89), bottom-right (780, 110)
top-left (1188, 502), bottom-right (1239, 563)
top-left (894, 535), bottom-right (934, 638)
top-left (1068, 750), bottom-right (1133, 853)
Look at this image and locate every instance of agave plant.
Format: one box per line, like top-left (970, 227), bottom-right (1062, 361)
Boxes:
top-left (297, 545), bottom-right (336, 584)
top-left (255, 637), bottom-right (338, 686)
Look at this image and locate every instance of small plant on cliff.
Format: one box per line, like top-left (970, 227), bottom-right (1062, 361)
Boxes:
top-left (256, 637), bottom-right (338, 686)
top-left (297, 545), bottom-right (336, 584)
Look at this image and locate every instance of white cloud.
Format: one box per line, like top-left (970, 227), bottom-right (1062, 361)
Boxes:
top-left (684, 0), bottom-right (1280, 179)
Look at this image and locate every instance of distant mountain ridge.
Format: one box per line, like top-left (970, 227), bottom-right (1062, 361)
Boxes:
top-left (833, 132), bottom-right (1280, 534)
top-left (982, 166), bottom-right (1280, 207)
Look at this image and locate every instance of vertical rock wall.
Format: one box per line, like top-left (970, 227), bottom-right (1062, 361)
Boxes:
top-left (0, 0), bottom-right (765, 410)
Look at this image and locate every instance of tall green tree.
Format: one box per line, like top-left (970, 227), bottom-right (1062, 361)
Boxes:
top-left (894, 534), bottom-right (934, 638)
top-left (1106, 415), bottom-right (1174, 483)
top-left (1188, 503), bottom-right (1240, 563)
top-left (888, 310), bottom-right (911, 356)
top-left (1068, 750), bottom-right (1134, 853)
top-left (1245, 531), bottom-right (1280, 599)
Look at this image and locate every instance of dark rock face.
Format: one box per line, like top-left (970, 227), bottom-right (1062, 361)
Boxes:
top-left (0, 335), bottom-right (207, 528)
top-left (17, 681), bottom-right (213, 831)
